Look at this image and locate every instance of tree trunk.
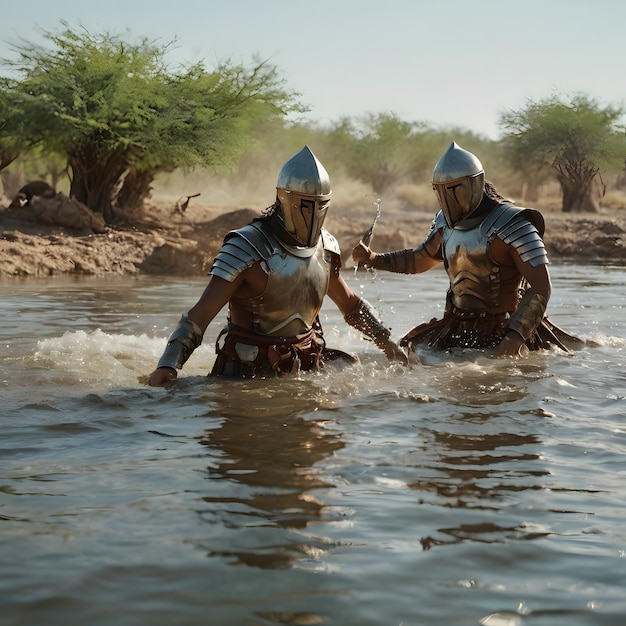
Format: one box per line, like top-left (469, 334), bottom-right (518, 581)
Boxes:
top-left (558, 174), bottom-right (603, 213)
top-left (114, 169), bottom-right (155, 217)
top-left (68, 148), bottom-right (129, 224)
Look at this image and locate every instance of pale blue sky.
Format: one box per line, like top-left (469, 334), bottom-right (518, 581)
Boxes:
top-left (1, 0), bottom-right (623, 139)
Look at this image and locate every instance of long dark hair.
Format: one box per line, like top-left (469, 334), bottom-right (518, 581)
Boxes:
top-left (254, 199), bottom-right (279, 223)
top-left (483, 180), bottom-right (515, 205)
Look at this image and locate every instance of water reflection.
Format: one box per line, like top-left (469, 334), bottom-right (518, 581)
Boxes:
top-left (411, 350), bottom-right (556, 408)
top-left (195, 379), bottom-right (345, 569)
top-left (411, 411), bottom-right (551, 550)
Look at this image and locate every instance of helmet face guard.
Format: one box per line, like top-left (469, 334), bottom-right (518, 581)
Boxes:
top-left (433, 172), bottom-right (485, 228)
top-left (275, 145), bottom-right (332, 248)
top-left (432, 141), bottom-right (485, 228)
top-left (276, 190), bottom-right (331, 247)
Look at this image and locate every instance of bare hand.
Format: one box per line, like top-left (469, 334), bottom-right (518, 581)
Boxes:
top-left (352, 242), bottom-right (374, 267)
top-left (382, 340), bottom-right (409, 364)
top-left (495, 332), bottom-right (525, 357)
top-left (147, 367), bottom-right (177, 386)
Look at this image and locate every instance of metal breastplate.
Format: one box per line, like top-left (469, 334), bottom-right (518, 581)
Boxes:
top-left (252, 242), bottom-right (330, 335)
top-left (442, 205), bottom-right (527, 311)
top-left (219, 223), bottom-right (331, 337)
top-left (443, 226), bottom-right (503, 310)
top-left (443, 204), bottom-right (548, 311)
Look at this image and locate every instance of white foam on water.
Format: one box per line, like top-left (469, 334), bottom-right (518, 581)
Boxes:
top-left (34, 328), bottom-right (215, 386)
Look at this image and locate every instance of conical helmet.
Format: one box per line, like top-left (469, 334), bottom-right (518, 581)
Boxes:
top-left (275, 145), bottom-right (332, 247)
top-left (432, 141), bottom-right (485, 227)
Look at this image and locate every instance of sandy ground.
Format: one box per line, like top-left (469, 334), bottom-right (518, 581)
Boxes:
top-left (1, 195), bottom-right (625, 278)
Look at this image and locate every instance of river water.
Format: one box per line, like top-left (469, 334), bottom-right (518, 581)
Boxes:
top-left (1, 264), bottom-right (625, 626)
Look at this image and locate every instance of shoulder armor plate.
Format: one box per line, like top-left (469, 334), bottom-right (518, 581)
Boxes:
top-left (433, 210), bottom-right (447, 231)
top-left (414, 210), bottom-right (445, 258)
top-left (210, 223), bottom-right (277, 282)
top-left (482, 204), bottom-right (548, 267)
top-left (320, 228), bottom-right (341, 256)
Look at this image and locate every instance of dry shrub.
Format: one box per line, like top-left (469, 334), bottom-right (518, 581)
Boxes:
top-left (328, 176), bottom-right (378, 216)
top-left (602, 189), bottom-right (626, 212)
top-left (153, 171), bottom-right (271, 209)
top-left (394, 183), bottom-right (437, 212)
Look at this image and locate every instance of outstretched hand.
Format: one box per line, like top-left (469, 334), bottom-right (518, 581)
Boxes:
top-left (382, 340), bottom-right (410, 365)
top-left (352, 242), bottom-right (374, 268)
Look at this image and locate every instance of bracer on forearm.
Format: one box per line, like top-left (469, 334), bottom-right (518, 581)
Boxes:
top-left (344, 298), bottom-right (392, 348)
top-left (157, 313), bottom-right (203, 370)
top-left (506, 292), bottom-right (547, 340)
top-left (373, 235), bottom-right (440, 274)
top-left (373, 249), bottom-right (416, 273)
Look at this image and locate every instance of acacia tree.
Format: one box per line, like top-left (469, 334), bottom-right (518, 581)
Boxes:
top-left (499, 94), bottom-right (626, 212)
top-left (2, 24), bottom-right (303, 223)
top-left (326, 112), bottom-right (429, 195)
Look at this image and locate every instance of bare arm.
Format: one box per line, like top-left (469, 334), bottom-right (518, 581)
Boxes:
top-left (187, 274), bottom-right (247, 332)
top-left (326, 265), bottom-right (362, 315)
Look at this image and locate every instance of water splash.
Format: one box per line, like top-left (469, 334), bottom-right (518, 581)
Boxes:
top-left (34, 329), bottom-right (215, 386)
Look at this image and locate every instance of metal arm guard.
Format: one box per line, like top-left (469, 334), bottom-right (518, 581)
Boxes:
top-left (373, 248), bottom-right (416, 273)
top-left (506, 292), bottom-right (548, 340)
top-left (157, 313), bottom-right (203, 370)
top-left (344, 298), bottom-right (396, 354)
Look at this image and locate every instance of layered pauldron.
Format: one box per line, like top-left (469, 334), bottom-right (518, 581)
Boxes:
top-left (483, 204), bottom-right (548, 267)
top-left (210, 223), bottom-right (277, 283)
top-left (157, 313), bottom-right (204, 370)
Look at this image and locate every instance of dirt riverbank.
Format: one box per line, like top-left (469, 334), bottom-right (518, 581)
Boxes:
top-left (1, 196), bottom-right (625, 278)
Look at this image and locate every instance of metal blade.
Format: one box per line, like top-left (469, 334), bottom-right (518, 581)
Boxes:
top-left (361, 198), bottom-right (382, 247)
top-left (355, 199), bottom-right (382, 273)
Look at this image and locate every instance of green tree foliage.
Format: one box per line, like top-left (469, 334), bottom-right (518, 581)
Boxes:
top-left (202, 118), bottom-right (329, 203)
top-left (1, 24), bottom-right (303, 223)
top-left (499, 93), bottom-right (626, 212)
top-left (325, 112), bottom-right (430, 195)
top-left (0, 77), bottom-right (36, 171)
top-left (318, 114), bottom-right (502, 202)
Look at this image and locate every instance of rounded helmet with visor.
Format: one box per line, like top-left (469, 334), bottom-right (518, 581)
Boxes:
top-left (275, 145), bottom-right (332, 248)
top-left (432, 141), bottom-right (485, 228)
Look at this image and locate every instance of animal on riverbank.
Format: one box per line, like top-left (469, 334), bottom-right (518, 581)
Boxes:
top-left (8, 181), bottom-right (56, 209)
